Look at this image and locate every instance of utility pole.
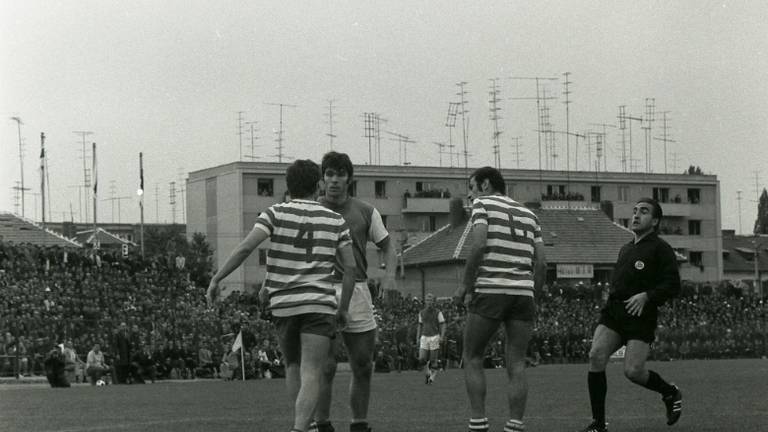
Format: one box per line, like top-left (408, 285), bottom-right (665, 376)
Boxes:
top-left (40, 133), bottom-right (46, 228)
top-left (11, 117), bottom-right (29, 217)
top-left (489, 78), bottom-right (503, 170)
top-left (265, 102), bottom-right (297, 163)
top-left (325, 99), bottom-right (337, 151)
top-left (737, 190), bottom-right (743, 235)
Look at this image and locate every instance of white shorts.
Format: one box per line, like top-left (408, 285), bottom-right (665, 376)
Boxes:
top-left (419, 335), bottom-right (441, 351)
top-left (333, 281), bottom-right (377, 333)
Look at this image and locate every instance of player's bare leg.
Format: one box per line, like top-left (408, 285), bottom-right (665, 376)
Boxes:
top-left (291, 333), bottom-right (331, 432)
top-left (311, 341), bottom-right (338, 432)
top-left (462, 313), bottom-right (500, 431)
top-left (343, 329), bottom-right (376, 431)
top-left (624, 340), bottom-right (682, 426)
top-left (502, 319), bottom-right (533, 427)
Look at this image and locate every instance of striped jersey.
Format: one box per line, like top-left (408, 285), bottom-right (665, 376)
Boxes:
top-left (470, 194), bottom-right (542, 297)
top-left (254, 199), bottom-right (352, 317)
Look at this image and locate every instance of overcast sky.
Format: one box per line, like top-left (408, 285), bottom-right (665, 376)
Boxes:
top-left (2, 0), bottom-right (766, 234)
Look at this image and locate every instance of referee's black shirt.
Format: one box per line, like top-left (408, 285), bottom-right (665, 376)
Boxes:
top-left (609, 231), bottom-right (681, 307)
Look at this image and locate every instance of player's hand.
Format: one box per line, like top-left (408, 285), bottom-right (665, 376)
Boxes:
top-left (206, 279), bottom-right (220, 308)
top-left (336, 309), bottom-right (350, 331)
top-left (624, 292), bottom-right (649, 316)
top-left (452, 287), bottom-right (467, 307)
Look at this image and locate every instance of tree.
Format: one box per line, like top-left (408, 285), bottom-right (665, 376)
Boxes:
top-left (754, 188), bottom-right (768, 234)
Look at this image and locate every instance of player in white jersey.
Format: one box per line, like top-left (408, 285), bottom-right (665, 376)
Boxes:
top-left (417, 293), bottom-right (446, 384)
top-left (310, 151), bottom-right (397, 432)
top-left (207, 159), bottom-right (357, 432)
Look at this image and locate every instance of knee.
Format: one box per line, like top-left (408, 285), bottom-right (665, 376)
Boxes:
top-left (623, 364), bottom-right (645, 383)
top-left (350, 357), bottom-right (373, 378)
top-left (588, 348), bottom-right (608, 369)
top-left (321, 358), bottom-right (337, 379)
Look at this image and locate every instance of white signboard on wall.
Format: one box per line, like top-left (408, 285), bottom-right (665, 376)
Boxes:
top-left (556, 263), bottom-right (594, 279)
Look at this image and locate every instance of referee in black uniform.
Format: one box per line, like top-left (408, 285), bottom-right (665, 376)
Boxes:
top-left (578, 198), bottom-right (683, 432)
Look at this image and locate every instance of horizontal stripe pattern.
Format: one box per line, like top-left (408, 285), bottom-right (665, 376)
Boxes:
top-left (255, 199), bottom-right (351, 316)
top-left (471, 195), bottom-right (542, 296)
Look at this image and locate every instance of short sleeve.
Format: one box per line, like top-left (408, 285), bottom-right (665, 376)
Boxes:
top-left (471, 198), bottom-right (488, 226)
top-left (437, 311), bottom-right (445, 323)
top-left (368, 208), bottom-right (389, 244)
top-left (337, 218), bottom-right (352, 249)
top-left (254, 207), bottom-right (276, 236)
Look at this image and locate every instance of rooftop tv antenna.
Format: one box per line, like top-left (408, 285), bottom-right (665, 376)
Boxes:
top-left (456, 81), bottom-right (470, 172)
top-left (244, 120), bottom-right (261, 161)
top-left (385, 131), bottom-right (416, 166)
top-left (589, 122), bottom-right (617, 172)
top-left (509, 136), bottom-right (523, 168)
top-left (653, 111), bottom-right (675, 173)
top-left (642, 98), bottom-right (655, 172)
top-left (446, 102), bottom-right (460, 169)
top-left (325, 99), bottom-right (337, 151)
top-left (10, 117), bottom-right (29, 217)
top-left (363, 112), bottom-right (375, 164)
top-left (73, 131), bottom-right (93, 222)
top-left (488, 78), bottom-right (503, 170)
top-left (617, 106), bottom-right (643, 172)
top-left (103, 181), bottom-right (130, 224)
top-left (432, 141), bottom-right (448, 167)
top-left (265, 102), bottom-right (297, 162)
top-left (236, 111), bottom-right (245, 161)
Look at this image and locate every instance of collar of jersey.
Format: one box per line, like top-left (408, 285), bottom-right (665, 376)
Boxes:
top-left (290, 199), bottom-right (319, 204)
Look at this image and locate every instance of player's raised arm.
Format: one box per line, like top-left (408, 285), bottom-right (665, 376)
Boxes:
top-left (206, 226), bottom-right (269, 306)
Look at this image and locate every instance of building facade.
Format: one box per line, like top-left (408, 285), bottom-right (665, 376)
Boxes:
top-left (187, 162), bottom-right (722, 294)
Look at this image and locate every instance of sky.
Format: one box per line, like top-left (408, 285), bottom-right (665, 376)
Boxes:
top-left (1, 0), bottom-right (767, 233)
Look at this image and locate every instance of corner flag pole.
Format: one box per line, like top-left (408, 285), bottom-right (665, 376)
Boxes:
top-left (241, 344), bottom-right (246, 381)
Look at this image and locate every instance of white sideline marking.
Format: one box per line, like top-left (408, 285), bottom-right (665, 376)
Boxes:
top-left (38, 417), bottom-right (252, 432)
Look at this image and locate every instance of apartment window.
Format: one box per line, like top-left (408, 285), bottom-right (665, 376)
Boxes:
top-left (618, 186), bottom-right (630, 202)
top-left (348, 180), bottom-right (357, 197)
top-left (687, 188), bottom-right (701, 204)
top-left (429, 215), bottom-right (437, 232)
top-left (591, 186), bottom-right (602, 203)
top-left (689, 251), bottom-right (703, 268)
top-left (546, 184), bottom-right (566, 197)
top-left (688, 220), bottom-right (701, 235)
top-left (619, 218), bottom-right (630, 228)
top-left (652, 187), bottom-right (669, 203)
top-left (375, 181), bottom-right (386, 198)
top-left (257, 179), bottom-right (274, 197)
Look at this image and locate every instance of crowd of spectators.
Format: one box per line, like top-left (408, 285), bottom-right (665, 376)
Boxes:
top-left (1, 241), bottom-right (766, 383)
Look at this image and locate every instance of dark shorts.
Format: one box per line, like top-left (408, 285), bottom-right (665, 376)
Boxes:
top-left (598, 299), bottom-right (657, 344)
top-left (273, 313), bottom-right (336, 363)
top-left (468, 293), bottom-right (537, 322)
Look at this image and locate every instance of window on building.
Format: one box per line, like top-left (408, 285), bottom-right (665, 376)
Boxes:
top-left (688, 220), bottom-right (701, 235)
top-left (257, 179), bottom-right (274, 197)
top-left (652, 187), bottom-right (670, 203)
top-left (619, 218), bottom-right (630, 228)
top-left (258, 249), bottom-right (267, 265)
top-left (591, 186), bottom-right (602, 202)
top-left (687, 188), bottom-right (701, 204)
top-left (429, 215), bottom-right (437, 232)
top-left (416, 182), bottom-right (424, 193)
top-left (689, 251), bottom-right (703, 268)
top-left (618, 186), bottom-right (630, 202)
top-left (348, 180), bottom-right (357, 197)
top-left (546, 184), bottom-right (566, 198)
top-left (375, 181), bottom-right (386, 198)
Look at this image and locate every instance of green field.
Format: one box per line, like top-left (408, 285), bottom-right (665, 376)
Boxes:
top-left (1, 359), bottom-right (766, 432)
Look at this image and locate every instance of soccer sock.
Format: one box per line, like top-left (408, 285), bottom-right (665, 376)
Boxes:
top-left (309, 421), bottom-right (332, 432)
top-left (349, 421), bottom-right (368, 432)
top-left (468, 417), bottom-right (489, 432)
top-left (588, 371), bottom-right (607, 425)
top-left (643, 370), bottom-right (676, 396)
top-left (504, 419), bottom-right (525, 431)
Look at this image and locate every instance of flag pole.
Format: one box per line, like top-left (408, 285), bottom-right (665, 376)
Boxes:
top-left (241, 343), bottom-right (246, 381)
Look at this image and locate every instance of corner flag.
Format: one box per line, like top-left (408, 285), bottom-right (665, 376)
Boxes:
top-left (231, 330), bottom-right (243, 353)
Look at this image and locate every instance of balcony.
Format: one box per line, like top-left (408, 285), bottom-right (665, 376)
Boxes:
top-left (658, 202), bottom-right (691, 217)
top-left (402, 197), bottom-right (451, 213)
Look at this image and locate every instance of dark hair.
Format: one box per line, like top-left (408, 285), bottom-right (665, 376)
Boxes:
top-left (286, 159), bottom-right (321, 199)
top-left (470, 166), bottom-right (506, 195)
top-left (321, 151), bottom-right (354, 182)
top-left (636, 197), bottom-right (663, 231)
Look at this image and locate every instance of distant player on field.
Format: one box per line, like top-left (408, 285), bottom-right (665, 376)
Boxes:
top-left (311, 151), bottom-right (397, 432)
top-left (416, 293), bottom-right (446, 384)
top-left (454, 166), bottom-right (547, 432)
top-left (207, 159), bottom-right (356, 432)
top-left (577, 198), bottom-right (682, 432)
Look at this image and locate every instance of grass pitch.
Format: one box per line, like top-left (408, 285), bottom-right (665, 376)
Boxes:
top-left (1, 359), bottom-right (766, 431)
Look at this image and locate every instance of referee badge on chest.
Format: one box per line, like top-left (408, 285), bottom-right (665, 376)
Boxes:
top-left (634, 260), bottom-right (645, 270)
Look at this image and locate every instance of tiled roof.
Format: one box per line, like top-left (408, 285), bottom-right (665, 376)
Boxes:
top-left (403, 208), bottom-right (633, 267)
top-left (74, 228), bottom-right (137, 246)
top-left (722, 233), bottom-right (768, 273)
top-left (0, 212), bottom-right (82, 248)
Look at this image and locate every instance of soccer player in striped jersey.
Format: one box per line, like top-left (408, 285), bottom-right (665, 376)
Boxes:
top-left (206, 159), bottom-right (357, 432)
top-left (454, 166), bottom-right (547, 432)
top-left (310, 151), bottom-right (397, 432)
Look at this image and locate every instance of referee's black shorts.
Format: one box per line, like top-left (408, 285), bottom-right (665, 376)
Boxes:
top-left (598, 299), bottom-right (657, 344)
